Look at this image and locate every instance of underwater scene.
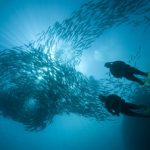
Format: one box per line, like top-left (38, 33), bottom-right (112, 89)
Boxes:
top-left (0, 0), bottom-right (150, 150)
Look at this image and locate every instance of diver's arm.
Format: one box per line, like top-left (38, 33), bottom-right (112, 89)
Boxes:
top-left (114, 110), bottom-right (120, 116)
top-left (115, 105), bottom-right (121, 116)
top-left (108, 108), bottom-right (119, 115)
top-left (113, 110), bottom-right (120, 116)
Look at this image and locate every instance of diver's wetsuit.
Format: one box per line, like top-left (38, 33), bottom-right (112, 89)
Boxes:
top-left (105, 61), bottom-right (147, 85)
top-left (100, 94), bottom-right (150, 118)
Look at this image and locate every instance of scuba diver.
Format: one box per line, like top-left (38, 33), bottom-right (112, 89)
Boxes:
top-left (104, 61), bottom-right (149, 85)
top-left (99, 94), bottom-right (150, 118)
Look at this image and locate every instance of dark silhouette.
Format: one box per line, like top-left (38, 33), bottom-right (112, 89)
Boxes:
top-left (105, 61), bottom-right (148, 85)
top-left (99, 94), bottom-right (150, 118)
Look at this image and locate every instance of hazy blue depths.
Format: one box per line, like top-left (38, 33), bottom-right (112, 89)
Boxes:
top-left (0, 0), bottom-right (150, 150)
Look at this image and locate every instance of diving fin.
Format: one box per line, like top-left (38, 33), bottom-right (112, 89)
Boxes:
top-left (144, 107), bottom-right (150, 114)
top-left (143, 72), bottom-right (150, 87)
top-left (147, 72), bottom-right (150, 78)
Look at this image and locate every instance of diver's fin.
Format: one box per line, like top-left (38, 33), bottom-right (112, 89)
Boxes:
top-left (144, 107), bottom-right (150, 114)
top-left (141, 81), bottom-right (149, 88)
top-left (147, 72), bottom-right (150, 78)
top-left (142, 72), bottom-right (150, 87)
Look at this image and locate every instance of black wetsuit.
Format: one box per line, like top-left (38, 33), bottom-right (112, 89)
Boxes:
top-left (102, 94), bottom-right (150, 118)
top-left (106, 61), bottom-right (147, 85)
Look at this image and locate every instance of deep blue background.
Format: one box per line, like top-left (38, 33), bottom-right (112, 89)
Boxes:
top-left (0, 0), bottom-right (149, 150)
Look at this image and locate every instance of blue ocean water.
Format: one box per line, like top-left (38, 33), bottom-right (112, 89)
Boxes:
top-left (0, 0), bottom-right (150, 150)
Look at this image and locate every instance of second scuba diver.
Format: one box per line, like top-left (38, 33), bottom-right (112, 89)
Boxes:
top-left (99, 94), bottom-right (150, 118)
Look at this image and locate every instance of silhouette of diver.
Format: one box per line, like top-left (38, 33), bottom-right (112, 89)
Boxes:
top-left (105, 61), bottom-right (148, 85)
top-left (99, 94), bottom-right (150, 118)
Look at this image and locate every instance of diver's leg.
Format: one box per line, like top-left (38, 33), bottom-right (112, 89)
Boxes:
top-left (125, 74), bottom-right (144, 85)
top-left (125, 102), bottom-right (146, 110)
top-left (130, 67), bottom-right (147, 76)
top-left (123, 110), bottom-right (150, 118)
